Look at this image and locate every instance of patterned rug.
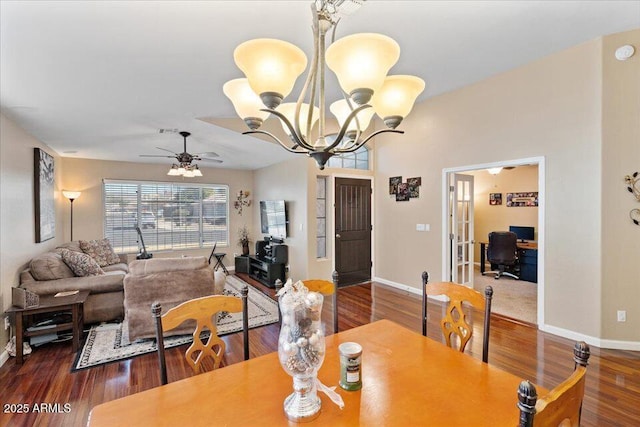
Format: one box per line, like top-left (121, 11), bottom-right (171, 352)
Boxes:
top-left (72, 275), bottom-right (279, 371)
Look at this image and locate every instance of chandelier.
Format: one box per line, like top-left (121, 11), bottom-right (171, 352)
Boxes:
top-left (223, 0), bottom-right (425, 169)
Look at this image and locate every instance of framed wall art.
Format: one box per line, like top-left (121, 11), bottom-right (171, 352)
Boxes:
top-left (389, 176), bottom-right (402, 195)
top-left (489, 193), bottom-right (502, 205)
top-left (34, 147), bottom-right (55, 242)
top-left (506, 192), bottom-right (538, 207)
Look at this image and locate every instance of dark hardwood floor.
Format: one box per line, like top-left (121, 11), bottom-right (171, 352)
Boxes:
top-left (1, 274), bottom-right (639, 426)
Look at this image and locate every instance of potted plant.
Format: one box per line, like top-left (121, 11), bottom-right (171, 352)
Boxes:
top-left (238, 226), bottom-right (251, 256)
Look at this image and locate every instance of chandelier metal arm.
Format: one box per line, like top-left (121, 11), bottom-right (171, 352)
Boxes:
top-left (324, 104), bottom-right (372, 151)
top-left (265, 108), bottom-right (318, 151)
top-left (242, 129), bottom-right (308, 154)
top-left (334, 128), bottom-right (405, 154)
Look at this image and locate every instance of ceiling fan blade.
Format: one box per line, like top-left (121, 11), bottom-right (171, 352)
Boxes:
top-left (139, 154), bottom-right (175, 158)
top-left (194, 151), bottom-right (220, 158)
top-left (199, 158), bottom-right (223, 163)
top-left (155, 147), bottom-right (178, 154)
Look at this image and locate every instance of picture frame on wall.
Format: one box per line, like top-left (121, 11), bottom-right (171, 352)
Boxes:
top-left (506, 192), bottom-right (538, 207)
top-left (389, 176), bottom-right (402, 195)
top-left (489, 193), bottom-right (502, 205)
top-left (34, 147), bottom-right (55, 242)
top-left (396, 183), bottom-right (410, 201)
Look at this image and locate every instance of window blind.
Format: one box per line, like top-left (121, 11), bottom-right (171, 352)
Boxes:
top-left (103, 180), bottom-right (229, 254)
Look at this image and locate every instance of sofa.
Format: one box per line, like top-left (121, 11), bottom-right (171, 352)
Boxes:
top-left (123, 256), bottom-right (226, 342)
top-left (19, 241), bottom-right (128, 324)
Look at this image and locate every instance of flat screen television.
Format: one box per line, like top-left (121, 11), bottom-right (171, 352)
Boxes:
top-left (509, 225), bottom-right (535, 242)
top-left (260, 200), bottom-right (288, 238)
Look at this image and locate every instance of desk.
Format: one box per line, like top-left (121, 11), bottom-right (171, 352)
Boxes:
top-left (88, 319), bottom-right (541, 426)
top-left (479, 241), bottom-right (538, 282)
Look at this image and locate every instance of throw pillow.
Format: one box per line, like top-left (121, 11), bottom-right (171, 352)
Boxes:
top-left (60, 248), bottom-right (105, 277)
top-left (29, 252), bottom-right (76, 281)
top-left (79, 238), bottom-right (121, 267)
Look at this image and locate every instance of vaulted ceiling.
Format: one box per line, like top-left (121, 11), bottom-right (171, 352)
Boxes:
top-left (1, 1), bottom-right (638, 169)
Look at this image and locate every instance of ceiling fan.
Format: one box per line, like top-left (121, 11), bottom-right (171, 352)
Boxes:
top-left (140, 131), bottom-right (222, 176)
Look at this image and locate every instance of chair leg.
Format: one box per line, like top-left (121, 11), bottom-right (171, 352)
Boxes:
top-left (241, 285), bottom-right (249, 361)
top-left (332, 270), bottom-right (339, 334)
top-left (152, 302), bottom-right (168, 385)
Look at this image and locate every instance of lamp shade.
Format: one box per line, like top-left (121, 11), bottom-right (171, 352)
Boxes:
top-left (487, 167), bottom-right (503, 175)
top-left (62, 190), bottom-right (81, 200)
top-left (234, 38), bottom-right (307, 105)
top-left (276, 102), bottom-right (320, 139)
top-left (325, 33), bottom-right (400, 104)
top-left (329, 99), bottom-right (375, 132)
top-left (370, 75), bottom-right (425, 121)
top-left (223, 78), bottom-right (271, 122)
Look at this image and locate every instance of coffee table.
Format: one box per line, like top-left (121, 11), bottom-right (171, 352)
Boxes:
top-left (6, 290), bottom-right (90, 365)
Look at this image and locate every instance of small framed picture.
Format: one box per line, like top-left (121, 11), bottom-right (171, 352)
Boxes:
top-left (396, 183), bottom-right (410, 201)
top-left (407, 177), bottom-right (421, 187)
top-left (389, 176), bottom-right (402, 195)
top-left (489, 193), bottom-right (502, 205)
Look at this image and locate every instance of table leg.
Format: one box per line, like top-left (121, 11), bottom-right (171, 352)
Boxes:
top-left (15, 312), bottom-right (23, 365)
top-left (71, 303), bottom-right (79, 352)
top-left (480, 243), bottom-right (486, 275)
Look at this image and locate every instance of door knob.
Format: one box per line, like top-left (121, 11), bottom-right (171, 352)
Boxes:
top-left (336, 233), bottom-right (341, 238)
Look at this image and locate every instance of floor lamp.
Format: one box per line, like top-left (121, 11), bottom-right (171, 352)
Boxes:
top-left (62, 190), bottom-right (81, 241)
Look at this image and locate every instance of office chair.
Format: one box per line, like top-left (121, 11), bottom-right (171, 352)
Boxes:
top-left (485, 231), bottom-right (519, 280)
top-left (517, 341), bottom-right (590, 427)
top-left (152, 287), bottom-right (249, 385)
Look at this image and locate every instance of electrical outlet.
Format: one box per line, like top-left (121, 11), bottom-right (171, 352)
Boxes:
top-left (4, 316), bottom-right (9, 330)
top-left (617, 310), bottom-right (626, 322)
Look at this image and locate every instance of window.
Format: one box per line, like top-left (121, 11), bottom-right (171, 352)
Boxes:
top-left (103, 180), bottom-right (228, 253)
top-left (327, 145), bottom-right (369, 170)
top-left (316, 176), bottom-right (327, 258)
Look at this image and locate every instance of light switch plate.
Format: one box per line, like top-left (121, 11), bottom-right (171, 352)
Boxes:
top-left (416, 224), bottom-right (425, 231)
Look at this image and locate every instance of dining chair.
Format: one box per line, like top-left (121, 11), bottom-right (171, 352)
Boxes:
top-left (151, 286), bottom-right (249, 385)
top-left (421, 271), bottom-right (493, 363)
top-left (302, 270), bottom-right (339, 334)
top-left (517, 341), bottom-right (591, 427)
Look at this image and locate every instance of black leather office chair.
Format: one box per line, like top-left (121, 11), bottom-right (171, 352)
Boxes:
top-left (485, 231), bottom-right (519, 280)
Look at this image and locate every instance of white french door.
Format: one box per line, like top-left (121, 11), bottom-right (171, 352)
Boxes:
top-left (449, 173), bottom-right (474, 285)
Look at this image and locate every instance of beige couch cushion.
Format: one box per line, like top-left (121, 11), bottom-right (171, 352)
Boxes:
top-left (29, 252), bottom-right (75, 281)
top-left (79, 238), bottom-right (121, 267)
top-left (127, 256), bottom-right (208, 276)
top-left (60, 248), bottom-right (105, 277)
top-left (21, 271), bottom-right (125, 295)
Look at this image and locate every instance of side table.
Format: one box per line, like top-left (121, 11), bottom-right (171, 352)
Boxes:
top-left (5, 290), bottom-right (90, 365)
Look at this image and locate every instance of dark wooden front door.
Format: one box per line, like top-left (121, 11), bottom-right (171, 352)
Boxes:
top-left (335, 178), bottom-right (372, 286)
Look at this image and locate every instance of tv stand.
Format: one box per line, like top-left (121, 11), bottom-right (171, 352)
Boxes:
top-left (248, 255), bottom-right (285, 288)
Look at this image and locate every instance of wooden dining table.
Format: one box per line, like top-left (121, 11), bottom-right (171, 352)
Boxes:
top-left (87, 319), bottom-right (541, 426)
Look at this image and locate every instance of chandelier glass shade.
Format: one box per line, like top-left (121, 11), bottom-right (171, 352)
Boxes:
top-left (224, 0), bottom-right (425, 169)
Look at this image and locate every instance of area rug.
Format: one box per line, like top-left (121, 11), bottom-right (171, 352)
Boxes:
top-left (72, 275), bottom-right (279, 371)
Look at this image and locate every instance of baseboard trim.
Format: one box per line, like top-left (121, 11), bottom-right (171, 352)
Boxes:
top-left (0, 349), bottom-right (9, 368)
top-left (540, 324), bottom-right (640, 351)
top-left (373, 276), bottom-right (421, 295)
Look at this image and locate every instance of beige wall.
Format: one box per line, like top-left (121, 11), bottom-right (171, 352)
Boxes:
top-left (253, 156), bottom-right (310, 280)
top-left (60, 157), bottom-right (255, 262)
top-left (469, 165), bottom-right (539, 263)
top-left (601, 30), bottom-right (640, 341)
top-left (0, 114), bottom-right (67, 350)
top-left (374, 38), bottom-right (604, 338)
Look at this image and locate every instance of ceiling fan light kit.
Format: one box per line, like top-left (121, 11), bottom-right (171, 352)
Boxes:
top-left (224, 0), bottom-right (425, 169)
top-left (141, 131), bottom-right (222, 177)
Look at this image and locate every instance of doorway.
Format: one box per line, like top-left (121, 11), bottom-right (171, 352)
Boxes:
top-left (442, 157), bottom-right (545, 326)
top-left (334, 177), bottom-right (372, 287)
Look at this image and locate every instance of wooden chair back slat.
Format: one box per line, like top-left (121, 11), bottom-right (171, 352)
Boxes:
top-left (152, 286), bottom-right (249, 385)
top-left (422, 272), bottom-right (493, 363)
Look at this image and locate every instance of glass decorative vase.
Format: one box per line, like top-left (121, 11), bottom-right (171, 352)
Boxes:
top-left (277, 281), bottom-right (326, 422)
